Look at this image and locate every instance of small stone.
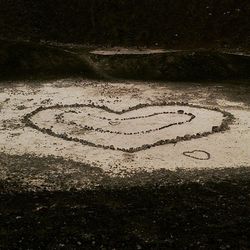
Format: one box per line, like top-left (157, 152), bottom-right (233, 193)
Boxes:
top-left (177, 110), bottom-right (184, 114)
top-left (176, 136), bottom-right (182, 141)
top-left (212, 126), bottom-right (220, 132)
top-left (184, 134), bottom-right (191, 140)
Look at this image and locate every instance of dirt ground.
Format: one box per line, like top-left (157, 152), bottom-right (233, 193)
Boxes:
top-left (1, 165), bottom-right (250, 249)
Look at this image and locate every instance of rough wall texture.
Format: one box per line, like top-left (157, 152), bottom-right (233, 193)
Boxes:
top-left (0, 0), bottom-right (249, 48)
top-left (0, 40), bottom-right (95, 79)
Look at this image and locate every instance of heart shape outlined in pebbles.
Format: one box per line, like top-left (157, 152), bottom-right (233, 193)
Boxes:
top-left (22, 102), bottom-right (234, 153)
top-left (63, 109), bottom-right (194, 135)
top-left (183, 150), bottom-right (211, 160)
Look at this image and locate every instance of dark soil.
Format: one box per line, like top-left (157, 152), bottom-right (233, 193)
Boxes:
top-left (0, 39), bottom-right (250, 82)
top-left (0, 40), bottom-right (96, 80)
top-left (1, 179), bottom-right (250, 249)
top-left (1, 153), bottom-right (250, 249)
top-left (0, 0), bottom-right (250, 49)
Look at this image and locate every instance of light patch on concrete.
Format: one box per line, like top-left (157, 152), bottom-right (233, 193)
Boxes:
top-left (90, 47), bottom-right (174, 55)
top-left (0, 80), bottom-right (249, 177)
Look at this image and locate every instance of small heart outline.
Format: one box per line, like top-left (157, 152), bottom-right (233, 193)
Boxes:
top-left (183, 150), bottom-right (211, 160)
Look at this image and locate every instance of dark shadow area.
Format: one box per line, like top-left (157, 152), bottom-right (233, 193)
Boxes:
top-left (0, 0), bottom-right (249, 49)
top-left (89, 51), bottom-right (250, 81)
top-left (0, 39), bottom-right (250, 82)
top-left (0, 40), bottom-right (97, 81)
top-left (1, 154), bottom-right (250, 249)
top-left (1, 180), bottom-right (250, 249)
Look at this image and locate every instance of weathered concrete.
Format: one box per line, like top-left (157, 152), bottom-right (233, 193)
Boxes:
top-left (0, 79), bottom-right (249, 190)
